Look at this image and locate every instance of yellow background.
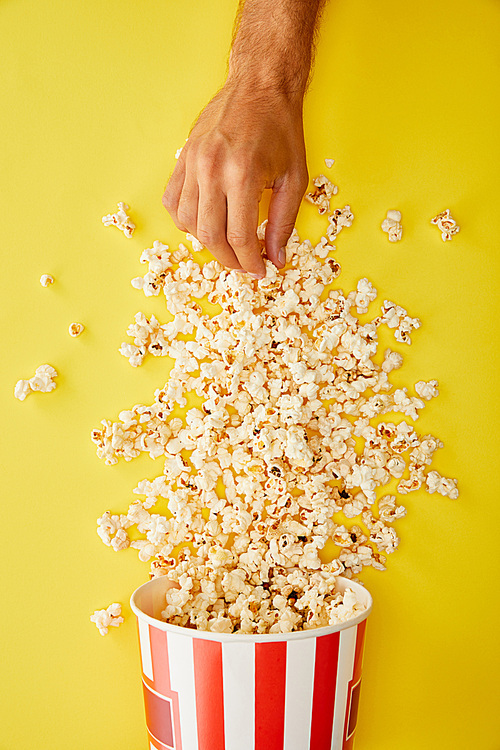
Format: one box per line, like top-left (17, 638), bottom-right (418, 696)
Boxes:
top-left (1, 0), bottom-right (499, 748)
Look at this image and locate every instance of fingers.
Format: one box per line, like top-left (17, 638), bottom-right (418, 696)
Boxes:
top-left (226, 186), bottom-right (266, 278)
top-left (266, 173), bottom-right (308, 269)
top-left (162, 159), bottom-right (187, 230)
top-left (197, 187), bottom-right (243, 270)
top-left (175, 170), bottom-right (199, 237)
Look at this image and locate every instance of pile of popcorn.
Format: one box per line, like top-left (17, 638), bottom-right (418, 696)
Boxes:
top-left (92, 188), bottom-right (458, 634)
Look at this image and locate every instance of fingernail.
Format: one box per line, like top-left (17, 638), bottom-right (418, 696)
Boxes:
top-left (235, 269), bottom-right (248, 274)
top-left (250, 272), bottom-right (266, 280)
top-left (278, 248), bottom-right (286, 266)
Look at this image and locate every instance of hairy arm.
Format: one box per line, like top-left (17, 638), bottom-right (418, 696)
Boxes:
top-left (163, 0), bottom-right (326, 277)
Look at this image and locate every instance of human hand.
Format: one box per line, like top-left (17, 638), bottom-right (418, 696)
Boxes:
top-left (162, 80), bottom-right (308, 277)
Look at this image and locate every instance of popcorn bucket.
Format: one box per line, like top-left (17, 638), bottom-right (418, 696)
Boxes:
top-left (130, 575), bottom-right (372, 750)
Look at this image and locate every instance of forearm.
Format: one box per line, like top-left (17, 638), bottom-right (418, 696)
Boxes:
top-left (228, 0), bottom-right (326, 102)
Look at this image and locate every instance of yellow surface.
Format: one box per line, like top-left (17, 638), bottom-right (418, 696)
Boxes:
top-left (1, 0), bottom-right (499, 748)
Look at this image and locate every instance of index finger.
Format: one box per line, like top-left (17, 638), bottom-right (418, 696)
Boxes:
top-left (226, 186), bottom-right (266, 278)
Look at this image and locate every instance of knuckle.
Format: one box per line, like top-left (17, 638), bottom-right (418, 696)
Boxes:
top-left (197, 150), bottom-right (220, 180)
top-left (226, 159), bottom-right (255, 187)
top-left (226, 230), bottom-right (255, 250)
top-left (196, 227), bottom-right (221, 248)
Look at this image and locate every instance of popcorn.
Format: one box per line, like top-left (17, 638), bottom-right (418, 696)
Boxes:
top-left (431, 209), bottom-right (460, 241)
top-left (40, 274), bottom-right (54, 287)
top-left (14, 379), bottom-right (31, 401)
top-left (324, 158), bottom-right (335, 169)
top-left (305, 175), bottom-right (338, 214)
top-left (415, 380), bottom-right (439, 400)
top-left (425, 470), bottom-right (459, 499)
top-left (90, 603), bottom-right (124, 635)
top-left (381, 210), bottom-right (403, 242)
top-left (186, 233), bottom-right (205, 253)
top-left (92, 175), bottom-right (458, 634)
top-left (326, 205), bottom-right (354, 242)
top-left (68, 322), bottom-right (85, 337)
top-left (102, 202), bottom-right (135, 238)
top-left (14, 364), bottom-right (58, 401)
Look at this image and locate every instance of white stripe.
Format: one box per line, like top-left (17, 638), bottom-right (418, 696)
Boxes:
top-left (168, 631), bottom-right (199, 750)
top-left (222, 641), bottom-right (255, 750)
top-left (138, 619), bottom-right (153, 681)
top-left (331, 625), bottom-right (357, 750)
top-left (283, 638), bottom-right (316, 750)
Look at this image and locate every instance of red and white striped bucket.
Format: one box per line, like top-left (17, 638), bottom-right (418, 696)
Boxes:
top-left (130, 575), bottom-right (372, 750)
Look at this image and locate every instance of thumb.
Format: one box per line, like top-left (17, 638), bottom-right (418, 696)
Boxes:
top-left (265, 177), bottom-right (306, 269)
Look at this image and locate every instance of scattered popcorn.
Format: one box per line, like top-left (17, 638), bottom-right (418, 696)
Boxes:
top-left (326, 205), bottom-right (354, 242)
top-left (431, 209), bottom-right (460, 241)
top-left (90, 603), bottom-right (124, 635)
top-left (102, 202), bottom-right (135, 238)
top-left (374, 301), bottom-right (421, 345)
top-left (68, 322), bottom-right (85, 337)
top-left (186, 233), bottom-right (205, 253)
top-left (305, 175), bottom-right (338, 214)
top-left (93, 175), bottom-right (458, 634)
top-left (40, 274), bottom-right (54, 287)
top-left (415, 380), bottom-right (439, 400)
top-left (324, 158), bottom-right (335, 169)
top-left (14, 364), bottom-right (57, 401)
top-left (425, 470), bottom-right (459, 499)
top-left (381, 210), bottom-right (403, 242)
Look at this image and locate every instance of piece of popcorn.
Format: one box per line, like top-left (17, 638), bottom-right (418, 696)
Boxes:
top-left (431, 209), bottom-right (460, 241)
top-left (40, 274), bottom-right (54, 287)
top-left (172, 244), bottom-right (191, 263)
top-left (305, 175), bottom-right (338, 214)
top-left (68, 322), bottom-right (85, 337)
top-left (185, 233), bottom-right (204, 253)
top-left (425, 470), bottom-right (459, 499)
top-left (324, 158), bottom-right (335, 169)
top-left (381, 210), bottom-right (403, 242)
top-left (415, 380), bottom-right (439, 400)
top-left (90, 603), bottom-right (124, 636)
top-left (102, 202), bottom-right (135, 238)
top-left (14, 379), bottom-right (31, 401)
top-left (326, 205), bottom-right (354, 242)
top-left (15, 364), bottom-right (58, 401)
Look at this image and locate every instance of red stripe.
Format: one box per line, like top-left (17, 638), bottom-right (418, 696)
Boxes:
top-left (352, 619), bottom-right (367, 681)
top-left (343, 620), bottom-right (368, 749)
top-left (309, 632), bottom-right (340, 750)
top-left (193, 638), bottom-right (225, 750)
top-left (143, 682), bottom-right (174, 749)
top-left (255, 642), bottom-right (287, 750)
top-left (147, 727), bottom-right (173, 749)
top-left (150, 626), bottom-right (171, 695)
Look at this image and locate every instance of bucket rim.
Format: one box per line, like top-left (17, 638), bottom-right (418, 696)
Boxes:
top-left (130, 574), bottom-right (373, 642)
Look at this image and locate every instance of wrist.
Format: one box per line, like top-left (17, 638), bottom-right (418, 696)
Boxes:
top-left (225, 65), bottom-right (306, 109)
